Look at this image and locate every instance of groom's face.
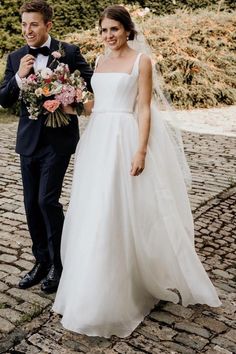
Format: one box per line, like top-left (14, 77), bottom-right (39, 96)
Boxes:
top-left (21, 12), bottom-right (52, 48)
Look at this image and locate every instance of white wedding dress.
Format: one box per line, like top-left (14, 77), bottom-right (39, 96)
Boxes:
top-left (53, 53), bottom-right (221, 338)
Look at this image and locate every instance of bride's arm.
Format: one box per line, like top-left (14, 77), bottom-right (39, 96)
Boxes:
top-left (130, 54), bottom-right (152, 176)
top-left (83, 99), bottom-right (94, 115)
top-left (61, 99), bottom-right (94, 116)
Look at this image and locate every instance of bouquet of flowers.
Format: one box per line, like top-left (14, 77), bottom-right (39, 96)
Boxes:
top-left (20, 51), bottom-right (91, 128)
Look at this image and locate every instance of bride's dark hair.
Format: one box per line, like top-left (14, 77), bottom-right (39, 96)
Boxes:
top-left (99, 5), bottom-right (137, 40)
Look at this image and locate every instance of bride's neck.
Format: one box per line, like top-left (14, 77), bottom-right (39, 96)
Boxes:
top-left (109, 44), bottom-right (132, 59)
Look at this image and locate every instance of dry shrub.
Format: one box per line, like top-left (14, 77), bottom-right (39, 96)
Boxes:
top-left (63, 8), bottom-right (236, 109)
top-left (141, 9), bottom-right (236, 108)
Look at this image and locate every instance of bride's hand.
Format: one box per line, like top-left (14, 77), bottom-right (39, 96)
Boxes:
top-left (83, 100), bottom-right (94, 116)
top-left (61, 104), bottom-right (76, 115)
top-left (130, 151), bottom-right (146, 176)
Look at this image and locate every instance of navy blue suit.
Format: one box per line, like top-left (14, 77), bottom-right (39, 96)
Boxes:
top-left (0, 38), bottom-right (93, 271)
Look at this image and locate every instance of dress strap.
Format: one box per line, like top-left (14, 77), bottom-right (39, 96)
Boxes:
top-left (131, 52), bottom-right (143, 76)
top-left (94, 55), bottom-right (103, 70)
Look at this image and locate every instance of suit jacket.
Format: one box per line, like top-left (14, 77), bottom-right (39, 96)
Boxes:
top-left (0, 38), bottom-right (93, 156)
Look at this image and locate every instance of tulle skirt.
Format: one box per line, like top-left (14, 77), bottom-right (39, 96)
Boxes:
top-left (53, 105), bottom-right (221, 338)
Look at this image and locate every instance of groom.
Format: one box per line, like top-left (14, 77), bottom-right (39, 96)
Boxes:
top-left (0, 0), bottom-right (93, 293)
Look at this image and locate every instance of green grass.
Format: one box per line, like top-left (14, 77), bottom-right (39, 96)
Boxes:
top-left (0, 109), bottom-right (18, 124)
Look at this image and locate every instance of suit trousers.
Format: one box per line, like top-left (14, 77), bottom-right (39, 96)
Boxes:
top-left (20, 145), bottom-right (71, 272)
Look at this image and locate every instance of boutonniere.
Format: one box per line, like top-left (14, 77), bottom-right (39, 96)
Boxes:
top-left (50, 42), bottom-right (65, 69)
top-left (51, 42), bottom-right (65, 60)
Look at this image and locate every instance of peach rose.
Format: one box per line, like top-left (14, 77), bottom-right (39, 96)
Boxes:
top-left (43, 100), bottom-right (60, 113)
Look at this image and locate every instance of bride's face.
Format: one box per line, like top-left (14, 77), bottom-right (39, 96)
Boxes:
top-left (101, 17), bottom-right (129, 50)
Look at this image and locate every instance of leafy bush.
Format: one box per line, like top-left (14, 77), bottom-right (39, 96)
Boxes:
top-left (0, 2), bottom-right (235, 109)
top-left (0, 0), bottom-right (235, 55)
top-left (64, 8), bottom-right (236, 109)
top-left (144, 9), bottom-right (236, 108)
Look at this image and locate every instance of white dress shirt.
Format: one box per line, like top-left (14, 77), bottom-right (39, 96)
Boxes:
top-left (16, 35), bottom-right (51, 89)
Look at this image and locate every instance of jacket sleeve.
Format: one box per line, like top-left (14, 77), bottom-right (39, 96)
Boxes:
top-left (0, 54), bottom-right (20, 108)
top-left (73, 46), bottom-right (93, 93)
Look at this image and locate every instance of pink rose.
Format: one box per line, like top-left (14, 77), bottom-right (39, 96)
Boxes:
top-left (28, 74), bottom-right (37, 82)
top-left (75, 88), bottom-right (83, 102)
top-left (52, 51), bottom-right (62, 59)
top-left (43, 100), bottom-right (60, 113)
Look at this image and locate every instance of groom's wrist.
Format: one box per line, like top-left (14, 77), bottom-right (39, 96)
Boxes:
top-left (15, 72), bottom-right (23, 89)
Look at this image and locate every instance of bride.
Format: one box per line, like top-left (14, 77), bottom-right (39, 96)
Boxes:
top-left (52, 5), bottom-right (221, 338)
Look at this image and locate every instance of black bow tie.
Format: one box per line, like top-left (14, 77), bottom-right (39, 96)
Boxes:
top-left (29, 46), bottom-right (51, 57)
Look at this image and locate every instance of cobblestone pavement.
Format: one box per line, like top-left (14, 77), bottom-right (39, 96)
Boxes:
top-left (0, 117), bottom-right (235, 354)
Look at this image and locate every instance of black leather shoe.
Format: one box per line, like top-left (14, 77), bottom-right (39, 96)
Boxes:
top-left (41, 265), bottom-right (61, 294)
top-left (19, 263), bottom-right (50, 289)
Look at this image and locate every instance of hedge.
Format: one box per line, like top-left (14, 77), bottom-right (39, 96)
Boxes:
top-left (0, 0), bottom-right (235, 55)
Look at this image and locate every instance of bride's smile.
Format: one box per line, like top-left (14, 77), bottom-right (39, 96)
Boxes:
top-left (101, 18), bottom-right (130, 51)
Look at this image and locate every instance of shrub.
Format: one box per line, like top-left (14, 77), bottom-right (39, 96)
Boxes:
top-left (64, 8), bottom-right (236, 109)
top-left (0, 0), bottom-right (235, 55)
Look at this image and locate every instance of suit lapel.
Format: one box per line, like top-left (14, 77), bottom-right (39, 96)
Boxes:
top-left (47, 38), bottom-right (60, 68)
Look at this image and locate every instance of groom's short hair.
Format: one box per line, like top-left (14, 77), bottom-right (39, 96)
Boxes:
top-left (20, 0), bottom-right (53, 23)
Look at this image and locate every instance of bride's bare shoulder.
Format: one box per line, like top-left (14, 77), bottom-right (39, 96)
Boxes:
top-left (139, 53), bottom-right (152, 68)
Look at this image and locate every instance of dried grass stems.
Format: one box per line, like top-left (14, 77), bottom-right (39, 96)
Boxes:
top-left (64, 9), bottom-right (236, 109)
top-left (142, 9), bottom-right (236, 109)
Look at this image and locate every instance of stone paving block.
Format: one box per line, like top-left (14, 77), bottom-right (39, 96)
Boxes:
top-left (14, 259), bottom-right (34, 271)
top-left (162, 303), bottom-right (195, 319)
top-left (111, 342), bottom-right (147, 354)
top-left (1, 212), bottom-right (26, 223)
top-left (0, 254), bottom-right (18, 263)
top-left (149, 310), bottom-right (177, 325)
top-left (0, 245), bottom-right (18, 255)
top-left (20, 252), bottom-right (34, 262)
top-left (0, 280), bottom-right (8, 292)
top-left (0, 271), bottom-right (7, 280)
top-left (3, 274), bottom-right (20, 287)
top-left (0, 264), bottom-right (21, 275)
top-left (137, 319), bottom-right (177, 341)
top-left (222, 329), bottom-right (236, 344)
top-left (1, 203), bottom-right (19, 212)
top-left (205, 345), bottom-right (233, 354)
top-left (0, 238), bottom-right (21, 249)
top-left (0, 293), bottom-right (19, 307)
top-left (128, 334), bottom-right (171, 354)
top-left (175, 332), bottom-right (209, 350)
top-left (0, 308), bottom-right (23, 324)
top-left (7, 288), bottom-right (51, 308)
top-left (60, 325), bottom-right (112, 352)
top-left (15, 301), bottom-right (43, 316)
top-left (212, 336), bottom-right (236, 353)
top-left (13, 340), bottom-right (42, 354)
top-left (161, 340), bottom-right (196, 354)
top-left (0, 316), bottom-right (15, 333)
top-left (174, 320), bottom-right (211, 338)
top-left (28, 333), bottom-right (77, 353)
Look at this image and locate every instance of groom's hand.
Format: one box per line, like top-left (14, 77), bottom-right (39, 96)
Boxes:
top-left (18, 54), bottom-right (35, 78)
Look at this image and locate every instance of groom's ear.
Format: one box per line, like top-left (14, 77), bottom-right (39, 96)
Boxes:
top-left (46, 21), bottom-right (52, 32)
